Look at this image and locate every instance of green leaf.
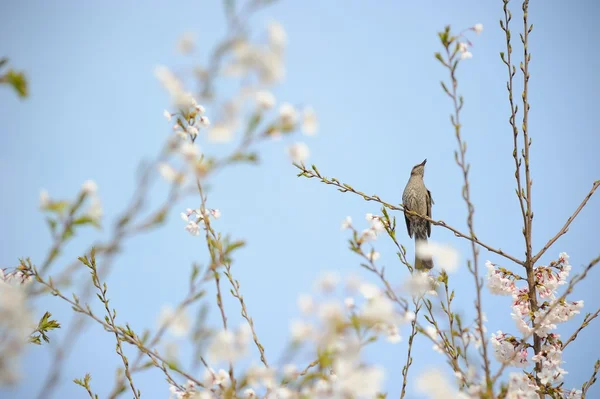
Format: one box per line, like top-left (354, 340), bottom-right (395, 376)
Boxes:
top-left (2, 69), bottom-right (28, 98)
top-left (46, 217), bottom-right (58, 234)
top-left (45, 200), bottom-right (70, 214)
top-left (73, 216), bottom-right (96, 226)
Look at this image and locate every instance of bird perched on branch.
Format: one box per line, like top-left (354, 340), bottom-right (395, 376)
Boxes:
top-left (402, 159), bottom-right (434, 270)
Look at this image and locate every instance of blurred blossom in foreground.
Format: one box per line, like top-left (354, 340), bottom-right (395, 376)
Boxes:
top-left (177, 32), bottom-right (196, 54)
top-left (301, 106), bottom-right (318, 136)
top-left (416, 369), bottom-right (459, 399)
top-left (207, 324), bottom-right (251, 364)
top-left (286, 142), bottom-right (310, 163)
top-left (0, 271), bottom-right (33, 385)
top-left (415, 241), bottom-right (459, 272)
top-left (255, 90), bottom-right (275, 110)
top-left (279, 102), bottom-right (298, 126)
top-left (39, 189), bottom-right (50, 209)
top-left (81, 179), bottom-right (98, 195)
top-left (156, 305), bottom-right (191, 337)
top-left (268, 21), bottom-right (287, 50)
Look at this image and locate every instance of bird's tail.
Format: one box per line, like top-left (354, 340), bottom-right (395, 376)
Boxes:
top-left (414, 235), bottom-right (434, 271)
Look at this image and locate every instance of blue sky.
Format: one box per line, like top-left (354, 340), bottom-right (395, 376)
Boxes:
top-left (1, 1), bottom-right (599, 398)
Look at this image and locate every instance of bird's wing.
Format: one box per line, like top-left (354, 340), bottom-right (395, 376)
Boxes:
top-left (403, 209), bottom-right (412, 238)
top-left (426, 189), bottom-right (433, 237)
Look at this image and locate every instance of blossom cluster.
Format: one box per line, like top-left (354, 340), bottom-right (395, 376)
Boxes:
top-left (0, 267), bottom-right (34, 385)
top-left (39, 179), bottom-right (103, 224)
top-left (160, 22), bottom-right (317, 164)
top-left (180, 207), bottom-right (221, 236)
top-left (165, 272), bottom-right (416, 399)
top-left (486, 253), bottom-right (583, 397)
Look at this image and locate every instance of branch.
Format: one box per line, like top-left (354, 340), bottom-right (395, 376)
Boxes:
top-left (532, 180), bottom-right (600, 265)
top-left (30, 266), bottom-right (206, 390)
top-left (438, 27), bottom-right (492, 390)
top-left (197, 179), bottom-right (270, 370)
top-left (401, 298), bottom-right (421, 399)
top-left (582, 360), bottom-right (600, 398)
top-left (500, 0), bottom-right (529, 259)
top-left (80, 250), bottom-right (140, 399)
top-left (562, 306), bottom-right (600, 350)
top-left (295, 164), bottom-right (524, 266)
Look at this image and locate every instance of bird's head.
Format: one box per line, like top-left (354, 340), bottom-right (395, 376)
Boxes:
top-left (410, 159), bottom-right (427, 177)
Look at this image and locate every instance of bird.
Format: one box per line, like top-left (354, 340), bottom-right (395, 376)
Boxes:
top-left (402, 159), bottom-right (434, 270)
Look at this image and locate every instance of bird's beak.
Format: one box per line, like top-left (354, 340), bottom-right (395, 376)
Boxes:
top-left (420, 159), bottom-right (427, 166)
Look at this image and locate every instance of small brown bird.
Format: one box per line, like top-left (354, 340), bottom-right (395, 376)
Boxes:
top-left (402, 159), bottom-right (434, 270)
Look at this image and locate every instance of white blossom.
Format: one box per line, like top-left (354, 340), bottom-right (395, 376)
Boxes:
top-left (473, 23), bottom-right (484, 35)
top-left (344, 297), bottom-right (355, 310)
top-left (297, 294), bottom-right (314, 314)
top-left (81, 180), bottom-right (98, 195)
top-left (208, 122), bottom-right (235, 143)
top-left (405, 271), bottom-right (438, 297)
top-left (163, 109), bottom-right (172, 121)
top-left (156, 305), bottom-right (191, 337)
top-left (185, 221), bottom-right (200, 236)
top-left (87, 197), bottom-right (103, 221)
top-left (158, 163), bottom-right (179, 183)
top-left (256, 90), bottom-right (275, 110)
top-left (186, 125), bottom-right (199, 137)
top-left (301, 106), bottom-right (318, 136)
top-left (268, 21), bottom-right (287, 50)
top-left (565, 389), bottom-right (583, 399)
top-left (290, 320), bottom-right (314, 342)
top-left (199, 116), bottom-right (210, 127)
top-left (359, 228), bottom-right (378, 243)
top-left (286, 142), bottom-right (310, 163)
top-left (360, 294), bottom-right (400, 326)
top-left (416, 369), bottom-right (459, 399)
top-left (279, 102), bottom-right (298, 125)
top-left (317, 301), bottom-right (344, 325)
top-left (386, 325), bottom-right (402, 343)
top-left (490, 331), bottom-right (529, 367)
top-left (340, 216), bottom-right (352, 230)
top-left (416, 241), bottom-right (459, 272)
top-left (366, 250), bottom-right (380, 262)
top-left (154, 65), bottom-right (196, 109)
top-left (506, 372), bottom-right (538, 399)
top-left (207, 325), bottom-right (251, 364)
top-left (486, 261), bottom-right (516, 295)
top-left (177, 32), bottom-right (195, 54)
top-left (0, 279), bottom-right (33, 385)
top-left (358, 282), bottom-right (380, 300)
top-left (39, 189), bottom-right (50, 209)
top-left (179, 142), bottom-right (199, 160)
top-left (314, 271), bottom-right (339, 293)
top-left (213, 369), bottom-right (230, 386)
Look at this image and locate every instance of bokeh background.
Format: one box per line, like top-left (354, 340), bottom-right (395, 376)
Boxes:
top-left (1, 0), bottom-right (599, 398)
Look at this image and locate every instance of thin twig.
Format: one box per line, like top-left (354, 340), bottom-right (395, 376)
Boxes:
top-left (295, 164), bottom-right (523, 266)
top-left (501, 0), bottom-right (529, 263)
top-left (83, 252), bottom-right (140, 399)
top-left (582, 360), bottom-right (600, 398)
top-left (562, 306), bottom-right (600, 350)
top-left (532, 180), bottom-right (600, 265)
top-left (400, 298), bottom-right (421, 399)
top-left (440, 35), bottom-right (492, 392)
top-left (31, 267), bottom-right (206, 390)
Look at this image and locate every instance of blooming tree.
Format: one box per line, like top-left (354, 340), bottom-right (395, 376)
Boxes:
top-left (1, 1), bottom-right (598, 399)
